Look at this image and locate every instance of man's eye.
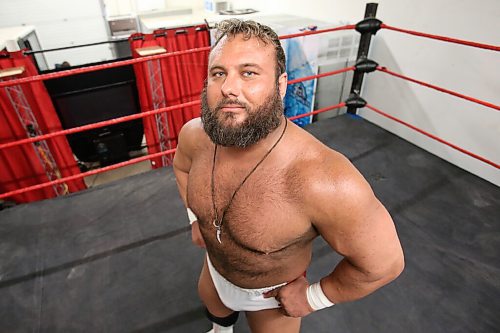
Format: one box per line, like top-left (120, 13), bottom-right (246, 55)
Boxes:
top-left (212, 72), bottom-right (225, 77)
top-left (243, 71), bottom-right (256, 77)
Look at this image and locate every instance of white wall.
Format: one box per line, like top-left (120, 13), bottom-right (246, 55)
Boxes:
top-left (232, 0), bottom-right (500, 186)
top-left (103, 0), bottom-right (204, 17)
top-left (361, 0), bottom-right (499, 186)
top-left (0, 0), bottom-right (113, 68)
top-left (103, 0), bottom-right (138, 16)
top-left (231, 0), bottom-right (364, 23)
top-left (1, 0), bottom-right (497, 184)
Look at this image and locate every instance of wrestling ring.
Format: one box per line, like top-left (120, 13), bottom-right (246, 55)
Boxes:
top-left (0, 3), bottom-right (499, 333)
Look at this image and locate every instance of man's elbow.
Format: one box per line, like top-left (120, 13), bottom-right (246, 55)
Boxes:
top-left (367, 252), bottom-right (404, 286)
top-left (383, 252), bottom-right (405, 283)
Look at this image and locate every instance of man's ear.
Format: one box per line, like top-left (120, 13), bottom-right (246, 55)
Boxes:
top-left (278, 72), bottom-right (288, 99)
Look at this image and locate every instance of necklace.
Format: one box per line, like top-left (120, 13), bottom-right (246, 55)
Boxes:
top-left (210, 119), bottom-right (288, 244)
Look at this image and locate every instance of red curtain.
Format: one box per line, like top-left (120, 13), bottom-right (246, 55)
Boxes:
top-left (0, 51), bottom-right (86, 203)
top-left (129, 25), bottom-right (210, 168)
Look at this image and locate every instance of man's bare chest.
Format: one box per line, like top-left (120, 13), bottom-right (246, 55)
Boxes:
top-left (187, 154), bottom-right (311, 254)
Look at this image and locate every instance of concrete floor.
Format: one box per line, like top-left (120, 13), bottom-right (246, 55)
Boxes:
top-left (1, 114), bottom-right (499, 333)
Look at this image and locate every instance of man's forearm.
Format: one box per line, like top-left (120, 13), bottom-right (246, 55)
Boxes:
top-left (320, 257), bottom-right (402, 304)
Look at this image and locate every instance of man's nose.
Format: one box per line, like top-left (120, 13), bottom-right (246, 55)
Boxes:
top-left (220, 72), bottom-right (241, 98)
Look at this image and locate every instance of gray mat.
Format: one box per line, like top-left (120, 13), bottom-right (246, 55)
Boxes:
top-left (1, 114), bottom-right (499, 332)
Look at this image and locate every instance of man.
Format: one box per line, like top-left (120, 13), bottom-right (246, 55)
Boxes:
top-left (173, 19), bottom-right (404, 333)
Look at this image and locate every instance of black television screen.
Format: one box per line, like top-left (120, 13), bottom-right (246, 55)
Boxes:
top-left (45, 63), bottom-right (144, 164)
top-left (55, 82), bottom-right (139, 129)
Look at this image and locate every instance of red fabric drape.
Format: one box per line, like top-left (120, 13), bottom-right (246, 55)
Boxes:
top-left (130, 25), bottom-right (210, 168)
top-left (0, 51), bottom-right (86, 203)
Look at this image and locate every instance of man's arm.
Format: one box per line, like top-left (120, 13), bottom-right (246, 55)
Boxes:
top-left (173, 118), bottom-right (206, 248)
top-left (264, 152), bottom-right (404, 317)
top-left (310, 153), bottom-right (404, 304)
top-left (173, 120), bottom-right (195, 207)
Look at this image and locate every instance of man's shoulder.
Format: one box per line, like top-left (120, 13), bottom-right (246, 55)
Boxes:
top-left (292, 143), bottom-right (352, 185)
top-left (289, 141), bottom-right (375, 228)
top-left (174, 117), bottom-right (212, 164)
top-left (287, 125), bottom-right (349, 181)
top-left (288, 130), bottom-right (369, 201)
top-left (178, 117), bottom-right (210, 150)
top-left (179, 117), bottom-right (204, 137)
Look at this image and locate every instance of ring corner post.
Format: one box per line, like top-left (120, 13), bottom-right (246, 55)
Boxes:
top-left (347, 2), bottom-right (379, 115)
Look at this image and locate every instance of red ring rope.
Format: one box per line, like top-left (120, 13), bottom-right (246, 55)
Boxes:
top-left (2, 21), bottom-right (497, 198)
top-left (376, 67), bottom-right (500, 111)
top-left (288, 67), bottom-right (355, 85)
top-left (0, 67), bottom-right (354, 151)
top-left (0, 148), bottom-right (176, 200)
top-left (0, 25), bottom-right (356, 89)
top-left (289, 102), bottom-right (345, 121)
top-left (380, 24), bottom-right (500, 52)
top-left (0, 100), bottom-right (201, 151)
top-left (0, 46), bottom-right (211, 88)
top-left (279, 24), bottom-right (356, 40)
top-left (365, 104), bottom-right (499, 169)
top-left (0, 103), bottom-right (343, 200)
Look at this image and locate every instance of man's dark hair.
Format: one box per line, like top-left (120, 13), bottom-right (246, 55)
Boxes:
top-left (213, 19), bottom-right (286, 77)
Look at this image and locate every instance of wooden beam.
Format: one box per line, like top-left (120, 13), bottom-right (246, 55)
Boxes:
top-left (135, 46), bottom-right (166, 56)
top-left (0, 66), bottom-right (25, 79)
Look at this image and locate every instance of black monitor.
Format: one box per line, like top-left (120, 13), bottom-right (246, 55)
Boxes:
top-left (55, 82), bottom-right (138, 128)
top-left (44, 62), bottom-right (144, 165)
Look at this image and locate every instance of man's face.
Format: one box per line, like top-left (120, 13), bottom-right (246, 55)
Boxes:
top-left (201, 34), bottom-right (288, 147)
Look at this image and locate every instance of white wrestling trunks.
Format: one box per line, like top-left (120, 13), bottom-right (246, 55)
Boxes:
top-left (206, 255), bottom-right (287, 312)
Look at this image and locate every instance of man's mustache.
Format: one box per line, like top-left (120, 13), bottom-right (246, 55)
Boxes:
top-left (215, 99), bottom-right (248, 111)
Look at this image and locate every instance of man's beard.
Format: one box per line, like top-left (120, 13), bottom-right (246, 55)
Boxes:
top-left (200, 85), bottom-right (284, 148)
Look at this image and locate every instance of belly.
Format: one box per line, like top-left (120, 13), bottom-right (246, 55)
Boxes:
top-left (205, 234), bottom-right (315, 289)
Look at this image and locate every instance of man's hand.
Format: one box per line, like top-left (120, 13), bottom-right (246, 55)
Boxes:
top-left (191, 221), bottom-right (206, 248)
top-left (263, 276), bottom-right (314, 317)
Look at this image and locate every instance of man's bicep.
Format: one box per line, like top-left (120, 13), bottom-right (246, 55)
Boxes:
top-left (173, 149), bottom-right (191, 180)
top-left (173, 119), bottom-right (200, 204)
top-left (173, 148), bottom-right (190, 205)
top-left (313, 169), bottom-right (402, 279)
top-left (337, 199), bottom-right (401, 279)
top-left (173, 121), bottom-right (196, 174)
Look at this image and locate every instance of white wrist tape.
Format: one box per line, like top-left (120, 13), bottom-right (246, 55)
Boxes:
top-left (306, 282), bottom-right (335, 311)
top-left (186, 207), bottom-right (197, 225)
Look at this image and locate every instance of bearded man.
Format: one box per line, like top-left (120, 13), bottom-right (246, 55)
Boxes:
top-left (173, 19), bottom-right (404, 333)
